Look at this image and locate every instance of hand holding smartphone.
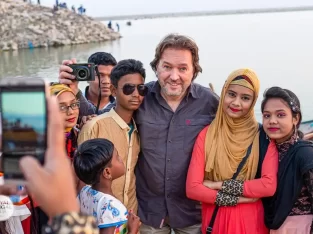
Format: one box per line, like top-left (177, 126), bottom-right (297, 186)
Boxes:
top-left (0, 78), bottom-right (47, 185)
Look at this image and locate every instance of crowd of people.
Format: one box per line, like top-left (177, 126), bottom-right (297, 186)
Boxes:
top-left (0, 33), bottom-right (313, 234)
top-left (52, 1), bottom-right (86, 15)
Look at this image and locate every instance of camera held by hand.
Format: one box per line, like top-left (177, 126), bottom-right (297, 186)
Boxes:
top-left (68, 63), bottom-right (96, 81)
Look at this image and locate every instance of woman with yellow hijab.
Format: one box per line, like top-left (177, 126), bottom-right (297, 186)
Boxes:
top-left (186, 69), bottom-right (278, 234)
top-left (50, 83), bottom-right (96, 159)
top-left (50, 83), bottom-right (80, 159)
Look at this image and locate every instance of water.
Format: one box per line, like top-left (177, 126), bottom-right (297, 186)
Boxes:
top-left (1, 11), bottom-right (313, 121)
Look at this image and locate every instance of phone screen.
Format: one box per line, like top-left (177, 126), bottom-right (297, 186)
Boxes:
top-left (1, 91), bottom-right (46, 181)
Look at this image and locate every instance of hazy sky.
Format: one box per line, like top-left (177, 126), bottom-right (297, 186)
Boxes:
top-left (41, 0), bottom-right (313, 17)
top-left (2, 92), bottom-right (45, 115)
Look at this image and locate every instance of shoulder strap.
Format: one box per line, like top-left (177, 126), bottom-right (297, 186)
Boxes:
top-left (206, 143), bottom-right (253, 234)
top-left (232, 143), bottom-right (253, 179)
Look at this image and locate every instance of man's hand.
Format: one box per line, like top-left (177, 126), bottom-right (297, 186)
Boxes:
top-left (78, 114), bottom-right (97, 130)
top-left (58, 58), bottom-right (79, 95)
top-left (73, 114), bottom-right (97, 136)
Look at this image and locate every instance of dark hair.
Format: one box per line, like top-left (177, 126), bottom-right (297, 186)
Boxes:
top-left (110, 59), bottom-right (146, 87)
top-left (73, 138), bottom-right (114, 185)
top-left (88, 52), bottom-right (117, 66)
top-left (150, 33), bottom-right (202, 79)
top-left (261, 86), bottom-right (303, 138)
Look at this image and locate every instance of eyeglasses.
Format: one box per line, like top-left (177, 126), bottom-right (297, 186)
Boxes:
top-left (59, 102), bottom-right (80, 112)
top-left (122, 84), bottom-right (148, 96)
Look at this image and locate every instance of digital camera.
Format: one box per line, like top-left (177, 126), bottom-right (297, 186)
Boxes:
top-left (68, 63), bottom-right (95, 81)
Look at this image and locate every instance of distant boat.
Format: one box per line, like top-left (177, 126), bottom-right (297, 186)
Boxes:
top-left (300, 120), bottom-right (313, 140)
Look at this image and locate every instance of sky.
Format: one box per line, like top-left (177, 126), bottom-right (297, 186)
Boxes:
top-left (41, 0), bottom-right (313, 17)
top-left (2, 92), bottom-right (45, 115)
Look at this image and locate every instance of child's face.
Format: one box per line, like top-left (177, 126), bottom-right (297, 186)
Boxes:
top-left (111, 73), bottom-right (145, 111)
top-left (110, 148), bottom-right (126, 179)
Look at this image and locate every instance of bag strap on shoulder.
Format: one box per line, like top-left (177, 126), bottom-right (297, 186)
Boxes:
top-left (206, 143), bottom-right (253, 234)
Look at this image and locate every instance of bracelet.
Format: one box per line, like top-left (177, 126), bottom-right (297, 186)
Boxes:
top-left (215, 191), bottom-right (239, 206)
top-left (43, 212), bottom-right (98, 234)
top-left (221, 179), bottom-right (244, 196)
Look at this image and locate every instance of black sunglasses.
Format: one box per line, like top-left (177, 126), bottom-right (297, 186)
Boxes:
top-left (122, 84), bottom-right (148, 96)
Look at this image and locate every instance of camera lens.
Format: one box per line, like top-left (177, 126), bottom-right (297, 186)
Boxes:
top-left (76, 67), bottom-right (89, 81)
top-left (78, 69), bottom-right (86, 78)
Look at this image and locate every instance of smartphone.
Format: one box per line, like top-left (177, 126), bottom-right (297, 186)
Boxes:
top-left (0, 78), bottom-right (47, 184)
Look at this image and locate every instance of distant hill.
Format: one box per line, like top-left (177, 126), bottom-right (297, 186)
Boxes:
top-left (94, 6), bottom-right (313, 21)
top-left (0, 0), bottom-right (121, 51)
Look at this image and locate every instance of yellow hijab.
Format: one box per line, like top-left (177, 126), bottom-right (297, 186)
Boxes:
top-left (50, 83), bottom-right (77, 133)
top-left (204, 68), bottom-right (260, 181)
top-left (50, 83), bottom-right (76, 97)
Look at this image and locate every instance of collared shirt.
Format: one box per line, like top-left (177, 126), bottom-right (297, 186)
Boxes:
top-left (84, 86), bottom-right (116, 110)
top-left (77, 81), bottom-right (219, 228)
top-left (135, 81), bottom-right (219, 228)
top-left (77, 108), bottom-right (140, 213)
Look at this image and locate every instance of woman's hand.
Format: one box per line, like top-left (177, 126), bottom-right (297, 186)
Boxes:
top-left (238, 197), bottom-right (259, 203)
top-left (203, 180), bottom-right (223, 190)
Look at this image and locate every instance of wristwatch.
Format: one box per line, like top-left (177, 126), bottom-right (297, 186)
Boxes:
top-left (44, 212), bottom-right (99, 234)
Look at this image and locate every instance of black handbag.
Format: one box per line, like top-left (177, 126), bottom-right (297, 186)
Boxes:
top-left (206, 143), bottom-right (253, 234)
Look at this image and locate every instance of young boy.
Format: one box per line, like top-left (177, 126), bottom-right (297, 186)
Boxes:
top-left (74, 138), bottom-right (140, 234)
top-left (77, 59), bottom-right (147, 214)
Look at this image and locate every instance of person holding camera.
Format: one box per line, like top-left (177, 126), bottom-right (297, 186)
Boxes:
top-left (59, 52), bottom-right (117, 113)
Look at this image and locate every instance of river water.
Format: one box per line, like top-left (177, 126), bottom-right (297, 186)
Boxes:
top-left (0, 11), bottom-right (313, 121)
